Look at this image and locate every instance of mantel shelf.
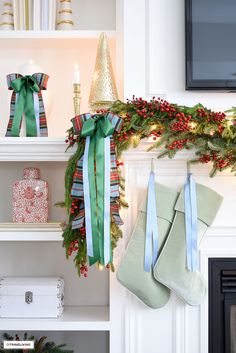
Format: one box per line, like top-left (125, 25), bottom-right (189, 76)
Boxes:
top-left (0, 30), bottom-right (116, 39)
top-left (0, 137), bottom-right (74, 161)
top-left (0, 223), bottom-right (63, 241)
top-left (0, 306), bottom-right (110, 331)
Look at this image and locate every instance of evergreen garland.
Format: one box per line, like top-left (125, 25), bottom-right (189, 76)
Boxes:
top-left (63, 97), bottom-right (236, 276)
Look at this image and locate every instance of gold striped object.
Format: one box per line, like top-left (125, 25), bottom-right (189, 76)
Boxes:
top-left (2, 11), bottom-right (13, 16)
top-left (25, 0), bottom-right (29, 30)
top-left (58, 9), bottom-right (72, 14)
top-left (0, 21), bottom-right (14, 26)
top-left (57, 19), bottom-right (74, 25)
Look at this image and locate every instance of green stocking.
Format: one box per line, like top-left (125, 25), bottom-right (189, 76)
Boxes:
top-left (154, 183), bottom-right (223, 305)
top-left (117, 183), bottom-right (179, 309)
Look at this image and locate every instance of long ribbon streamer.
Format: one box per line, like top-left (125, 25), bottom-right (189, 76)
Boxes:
top-left (81, 115), bottom-right (114, 265)
top-left (33, 92), bottom-right (40, 136)
top-left (184, 173), bottom-right (198, 272)
top-left (104, 136), bottom-right (111, 265)
top-left (83, 136), bottom-right (94, 258)
top-left (10, 75), bottom-right (40, 137)
top-left (144, 171), bottom-right (159, 272)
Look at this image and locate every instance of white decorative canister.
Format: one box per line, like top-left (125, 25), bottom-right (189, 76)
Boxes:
top-left (17, 59), bottom-right (51, 137)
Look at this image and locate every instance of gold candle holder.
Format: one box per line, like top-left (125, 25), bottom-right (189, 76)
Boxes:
top-left (73, 83), bottom-right (81, 116)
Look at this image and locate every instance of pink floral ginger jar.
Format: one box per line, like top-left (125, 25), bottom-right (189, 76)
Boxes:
top-left (12, 167), bottom-right (49, 223)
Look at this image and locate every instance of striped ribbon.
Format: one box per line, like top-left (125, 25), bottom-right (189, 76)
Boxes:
top-left (184, 173), bottom-right (198, 272)
top-left (71, 112), bottom-right (124, 266)
top-left (5, 73), bottom-right (49, 137)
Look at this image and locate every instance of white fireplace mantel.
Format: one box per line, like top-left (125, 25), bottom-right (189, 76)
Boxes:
top-left (110, 141), bottom-right (236, 353)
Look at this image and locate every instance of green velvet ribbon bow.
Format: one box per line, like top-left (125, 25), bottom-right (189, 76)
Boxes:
top-left (10, 75), bottom-right (40, 137)
top-left (81, 115), bottom-right (115, 265)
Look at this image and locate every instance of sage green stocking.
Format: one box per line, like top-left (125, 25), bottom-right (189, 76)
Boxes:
top-left (117, 183), bottom-right (179, 309)
top-left (154, 184), bottom-right (223, 306)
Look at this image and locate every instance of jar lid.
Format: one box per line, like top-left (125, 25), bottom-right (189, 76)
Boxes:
top-left (23, 167), bottom-right (41, 180)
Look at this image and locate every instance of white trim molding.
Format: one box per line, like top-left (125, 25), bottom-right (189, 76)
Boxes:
top-left (199, 227), bottom-right (236, 353)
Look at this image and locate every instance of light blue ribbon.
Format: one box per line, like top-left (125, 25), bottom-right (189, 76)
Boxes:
top-left (144, 171), bottom-right (159, 272)
top-left (184, 173), bottom-right (198, 272)
top-left (104, 136), bottom-right (111, 265)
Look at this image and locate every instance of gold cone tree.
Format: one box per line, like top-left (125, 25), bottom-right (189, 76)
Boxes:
top-left (89, 32), bottom-right (118, 112)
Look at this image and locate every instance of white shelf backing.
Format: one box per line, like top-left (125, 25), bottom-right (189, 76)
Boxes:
top-left (0, 30), bottom-right (116, 39)
top-left (0, 138), bottom-right (75, 161)
top-left (0, 306), bottom-right (110, 331)
top-left (0, 223), bottom-right (63, 241)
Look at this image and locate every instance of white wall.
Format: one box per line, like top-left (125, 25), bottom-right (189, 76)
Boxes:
top-left (124, 0), bottom-right (236, 112)
top-left (120, 1), bottom-right (236, 353)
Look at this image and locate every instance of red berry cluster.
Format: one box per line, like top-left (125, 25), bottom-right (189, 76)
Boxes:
top-left (67, 240), bottom-right (79, 256)
top-left (167, 139), bottom-right (188, 150)
top-left (117, 131), bottom-right (130, 141)
top-left (197, 108), bottom-right (208, 118)
top-left (129, 96), bottom-right (176, 118)
top-left (70, 199), bottom-right (79, 215)
top-left (217, 124), bottom-right (224, 134)
top-left (215, 155), bottom-right (233, 170)
top-left (208, 111), bottom-right (226, 123)
top-left (151, 130), bottom-right (162, 140)
top-left (96, 109), bottom-right (108, 114)
top-left (65, 129), bottom-right (78, 146)
top-left (80, 263), bottom-right (88, 277)
top-left (170, 113), bottom-right (192, 132)
top-left (80, 226), bottom-right (86, 237)
top-left (199, 153), bottom-right (233, 169)
top-left (199, 154), bottom-right (211, 164)
top-left (116, 160), bottom-right (124, 167)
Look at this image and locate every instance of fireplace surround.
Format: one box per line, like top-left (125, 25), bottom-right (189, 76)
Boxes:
top-left (209, 258), bottom-right (236, 353)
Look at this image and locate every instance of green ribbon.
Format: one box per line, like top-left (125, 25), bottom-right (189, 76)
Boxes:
top-left (81, 115), bottom-right (114, 265)
top-left (10, 75), bottom-right (40, 137)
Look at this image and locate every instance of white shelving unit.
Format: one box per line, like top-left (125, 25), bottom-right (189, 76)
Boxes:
top-left (0, 306), bottom-right (110, 331)
top-left (0, 223), bottom-right (63, 241)
top-left (0, 0), bottom-right (119, 350)
top-left (0, 30), bottom-right (116, 39)
top-left (0, 138), bottom-right (74, 161)
top-left (0, 138), bottom-right (110, 353)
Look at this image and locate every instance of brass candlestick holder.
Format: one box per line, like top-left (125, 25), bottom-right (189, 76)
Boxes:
top-left (73, 83), bottom-right (81, 116)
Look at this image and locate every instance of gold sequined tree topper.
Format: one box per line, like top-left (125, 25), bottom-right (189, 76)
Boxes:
top-left (89, 32), bottom-right (118, 112)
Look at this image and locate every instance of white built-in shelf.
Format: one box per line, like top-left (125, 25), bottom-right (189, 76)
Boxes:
top-left (0, 137), bottom-right (75, 161)
top-left (0, 306), bottom-right (110, 331)
top-left (0, 30), bottom-right (116, 39)
top-left (0, 223), bottom-right (63, 241)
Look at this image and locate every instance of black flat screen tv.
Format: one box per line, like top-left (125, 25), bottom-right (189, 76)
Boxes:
top-left (185, 0), bottom-right (236, 90)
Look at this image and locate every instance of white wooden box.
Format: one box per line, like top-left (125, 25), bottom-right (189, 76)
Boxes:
top-left (0, 277), bottom-right (64, 318)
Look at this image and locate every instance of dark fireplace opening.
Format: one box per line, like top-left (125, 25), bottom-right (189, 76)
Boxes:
top-left (209, 258), bottom-right (236, 353)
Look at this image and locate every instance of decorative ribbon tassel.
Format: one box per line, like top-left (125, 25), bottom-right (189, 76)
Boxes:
top-left (5, 73), bottom-right (49, 137)
top-left (184, 173), bottom-right (198, 272)
top-left (144, 170), bottom-right (159, 272)
top-left (71, 112), bottom-right (124, 266)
